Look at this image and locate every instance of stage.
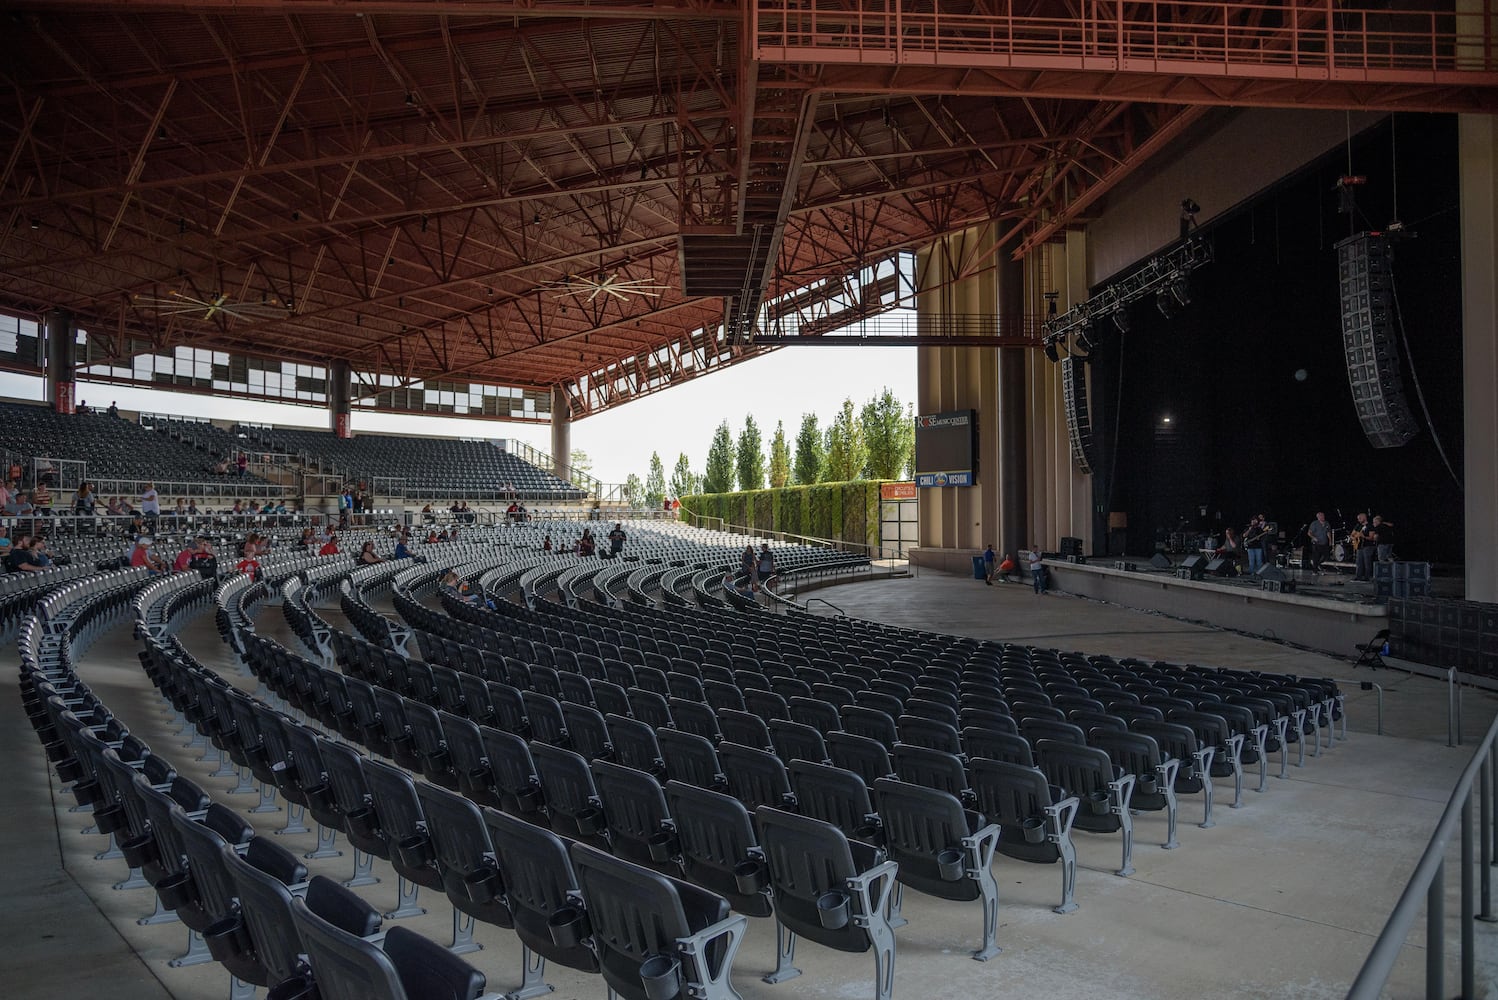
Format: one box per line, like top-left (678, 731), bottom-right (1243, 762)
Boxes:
top-left (1039, 557), bottom-right (1394, 660)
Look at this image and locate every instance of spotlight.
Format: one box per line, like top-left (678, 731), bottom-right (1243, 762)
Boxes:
top-left (1170, 275), bottom-right (1192, 307)
top-left (1075, 322), bottom-right (1098, 354)
top-left (1179, 197), bottom-right (1199, 238)
top-left (1044, 291), bottom-right (1059, 316)
top-left (1043, 340), bottom-right (1060, 363)
top-left (1156, 289), bottom-right (1178, 319)
top-left (1112, 310), bottom-right (1131, 334)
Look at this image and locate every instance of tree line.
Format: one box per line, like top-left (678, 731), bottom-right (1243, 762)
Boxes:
top-left (618, 387), bottom-right (915, 507)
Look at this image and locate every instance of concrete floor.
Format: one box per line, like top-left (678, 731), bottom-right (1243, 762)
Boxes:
top-left (7, 570), bottom-right (1498, 999)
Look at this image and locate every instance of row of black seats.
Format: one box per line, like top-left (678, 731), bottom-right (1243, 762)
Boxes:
top-left (17, 569), bottom-right (498, 1000)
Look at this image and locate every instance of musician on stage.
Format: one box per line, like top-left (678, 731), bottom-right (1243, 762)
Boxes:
top-left (1306, 511), bottom-right (1332, 574)
top-left (1244, 514), bottom-right (1270, 574)
top-left (1369, 515), bottom-right (1395, 563)
top-left (1350, 512), bottom-right (1374, 581)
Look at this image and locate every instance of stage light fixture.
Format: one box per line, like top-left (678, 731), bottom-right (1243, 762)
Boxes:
top-left (1075, 321), bottom-right (1098, 354)
top-left (1112, 310), bottom-right (1130, 334)
top-left (1156, 289), bottom-right (1177, 319)
top-left (1044, 340), bottom-right (1060, 363)
top-left (1170, 275), bottom-right (1192, 306)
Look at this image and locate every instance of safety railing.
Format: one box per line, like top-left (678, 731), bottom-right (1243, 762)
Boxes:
top-left (755, 0), bottom-right (1498, 78)
top-left (1347, 711), bottom-right (1498, 999)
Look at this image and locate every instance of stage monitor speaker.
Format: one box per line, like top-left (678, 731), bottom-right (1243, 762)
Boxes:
top-left (1179, 554), bottom-right (1206, 580)
top-left (1336, 232), bottom-right (1419, 448)
top-left (1256, 564), bottom-right (1288, 583)
top-left (1149, 553), bottom-right (1172, 570)
top-left (1061, 356), bottom-right (1096, 474)
top-left (1205, 558), bottom-right (1233, 577)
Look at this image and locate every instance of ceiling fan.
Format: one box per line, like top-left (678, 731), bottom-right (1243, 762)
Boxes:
top-left (130, 289), bottom-right (291, 322)
top-left (542, 272), bottom-right (672, 303)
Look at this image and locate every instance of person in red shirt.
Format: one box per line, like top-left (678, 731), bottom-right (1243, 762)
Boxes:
top-left (319, 534), bottom-right (340, 556)
top-left (129, 537), bottom-right (166, 573)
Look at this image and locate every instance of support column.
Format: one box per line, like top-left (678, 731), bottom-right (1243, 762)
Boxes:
top-left (44, 308), bottom-right (76, 414)
top-left (997, 253), bottom-right (1028, 561)
top-left (328, 360), bottom-right (352, 438)
top-left (1460, 114), bottom-right (1498, 602)
top-left (550, 386), bottom-right (572, 481)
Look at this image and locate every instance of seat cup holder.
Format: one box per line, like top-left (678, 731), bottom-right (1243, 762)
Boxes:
top-left (55, 757), bottom-right (83, 783)
top-left (266, 976), bottom-right (316, 1000)
top-left (204, 915), bottom-right (253, 963)
top-left (647, 830), bottom-right (679, 863)
top-left (515, 785), bottom-right (544, 812)
top-left (575, 806), bottom-right (606, 836)
top-left (733, 859), bottom-right (769, 895)
top-left (1137, 774), bottom-right (1158, 796)
top-left (1022, 817), bottom-right (1048, 844)
top-left (156, 871), bottom-right (199, 910)
top-left (120, 833), bottom-right (158, 869)
top-left (71, 779), bottom-right (102, 808)
top-left (463, 866), bottom-right (503, 905)
top-left (640, 954), bottom-right (683, 1000)
top-left (43, 738), bottom-right (66, 761)
top-left (394, 834), bottom-right (434, 869)
top-left (93, 803), bottom-right (127, 835)
top-left (936, 848), bottom-right (965, 882)
top-left (816, 890), bottom-right (851, 930)
top-left (303, 783), bottom-right (334, 813)
top-left (548, 904), bottom-right (591, 948)
top-left (345, 807), bottom-right (378, 839)
top-left (1087, 790), bottom-right (1111, 815)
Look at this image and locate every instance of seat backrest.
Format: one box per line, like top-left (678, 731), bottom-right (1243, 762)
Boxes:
top-left (872, 777), bottom-right (980, 899)
top-left (603, 713), bottom-right (662, 774)
top-left (1034, 739), bottom-right (1113, 798)
top-left (170, 808), bottom-right (238, 922)
top-left (754, 806), bottom-right (876, 953)
top-left (892, 744), bottom-right (970, 798)
top-left (656, 728), bottom-right (723, 789)
top-left (769, 719), bottom-right (828, 764)
top-left (897, 715), bottom-right (963, 754)
top-left (718, 742), bottom-right (793, 812)
top-left (481, 809), bottom-right (600, 974)
top-left (360, 759), bottom-right (426, 841)
top-left (561, 703), bottom-right (612, 762)
top-left (531, 741), bottom-right (600, 822)
top-left (788, 760), bottom-right (875, 838)
top-left (414, 783), bottom-right (494, 884)
top-left (591, 759), bottom-right (670, 866)
top-left (290, 895), bottom-right (409, 1000)
top-left (840, 705), bottom-right (897, 748)
top-left (668, 698), bottom-right (722, 742)
top-left (960, 729), bottom-right (1032, 766)
top-left (827, 731), bottom-right (895, 786)
top-left (718, 708), bottom-right (773, 750)
top-left (968, 757), bottom-right (1054, 830)
top-left (663, 780), bottom-right (772, 918)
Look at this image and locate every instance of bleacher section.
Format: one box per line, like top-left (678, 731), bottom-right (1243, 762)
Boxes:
top-left (239, 425), bottom-right (586, 501)
top-left (0, 401), bottom-right (270, 492)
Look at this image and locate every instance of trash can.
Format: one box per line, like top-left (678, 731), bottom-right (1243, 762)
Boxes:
top-left (972, 555), bottom-right (986, 580)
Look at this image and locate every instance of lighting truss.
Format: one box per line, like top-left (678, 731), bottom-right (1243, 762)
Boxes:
top-left (1041, 235), bottom-right (1214, 354)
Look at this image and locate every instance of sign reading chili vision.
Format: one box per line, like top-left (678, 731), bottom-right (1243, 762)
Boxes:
top-left (914, 409), bottom-right (976, 487)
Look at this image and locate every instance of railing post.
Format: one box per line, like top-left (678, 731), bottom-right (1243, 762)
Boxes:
top-left (1483, 757), bottom-right (1496, 923)
top-left (1428, 860), bottom-right (1444, 1000)
top-left (1449, 668), bottom-right (1460, 747)
top-left (1463, 793), bottom-right (1476, 998)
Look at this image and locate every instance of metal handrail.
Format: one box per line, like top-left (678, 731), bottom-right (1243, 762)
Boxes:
top-left (1347, 712), bottom-right (1498, 999)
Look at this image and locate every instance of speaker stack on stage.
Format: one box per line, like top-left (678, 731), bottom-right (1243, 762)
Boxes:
top-left (1256, 564), bottom-right (1296, 594)
top-left (1059, 537), bottom-right (1085, 564)
top-left (1336, 232), bottom-right (1419, 449)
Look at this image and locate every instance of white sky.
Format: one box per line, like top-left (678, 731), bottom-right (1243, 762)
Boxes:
top-left (0, 342), bottom-right (916, 486)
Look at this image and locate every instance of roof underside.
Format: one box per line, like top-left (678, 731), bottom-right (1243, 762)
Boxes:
top-left (2, 0), bottom-right (1495, 418)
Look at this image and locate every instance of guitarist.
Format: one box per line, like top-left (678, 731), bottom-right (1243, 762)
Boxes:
top-left (1244, 514), bottom-right (1270, 574)
top-left (1350, 512), bottom-right (1374, 582)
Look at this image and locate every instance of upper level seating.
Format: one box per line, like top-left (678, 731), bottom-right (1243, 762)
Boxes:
top-left (239, 425), bottom-right (585, 500)
top-left (0, 402), bottom-right (267, 488)
top-left (144, 415), bottom-right (249, 462)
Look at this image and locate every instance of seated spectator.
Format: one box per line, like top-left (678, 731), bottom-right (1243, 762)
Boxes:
top-left (358, 541), bottom-right (384, 565)
top-left (319, 533), bottom-right (340, 557)
top-left (129, 537), bottom-right (166, 573)
top-left (422, 503), bottom-right (435, 523)
top-left (187, 500), bottom-right (199, 515)
top-left (424, 530), bottom-right (439, 544)
top-left (235, 554), bottom-right (260, 579)
top-left (296, 528), bottom-right (315, 550)
top-left (997, 553), bottom-right (1019, 582)
top-left (0, 525), bottom-right (11, 564)
top-left (125, 514), bottom-right (146, 539)
top-left (3, 491), bottom-right (32, 517)
top-left (174, 498), bottom-right (188, 518)
top-left (6, 534), bottom-right (32, 572)
top-left (393, 535), bottom-right (412, 560)
top-left (441, 570), bottom-right (489, 607)
top-left (105, 496), bottom-right (123, 516)
top-left (542, 534), bottom-right (553, 552)
top-left (172, 541), bottom-right (197, 573)
top-left (0, 478), bottom-right (10, 508)
top-left (437, 530), bottom-right (450, 543)
top-left (31, 482), bottom-right (52, 513)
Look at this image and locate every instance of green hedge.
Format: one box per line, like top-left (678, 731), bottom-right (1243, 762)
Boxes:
top-left (682, 480), bottom-right (894, 552)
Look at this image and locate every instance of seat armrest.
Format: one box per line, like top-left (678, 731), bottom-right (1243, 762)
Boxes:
top-left (1156, 757), bottom-right (1181, 789)
top-left (1045, 796), bottom-right (1080, 840)
top-left (961, 823), bottom-right (1001, 873)
top-left (844, 859), bottom-right (900, 924)
top-left (675, 910), bottom-right (749, 986)
top-left (1108, 772), bottom-right (1135, 813)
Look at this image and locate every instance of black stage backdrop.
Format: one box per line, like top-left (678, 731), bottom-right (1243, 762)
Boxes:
top-left (1086, 113), bottom-right (1465, 565)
